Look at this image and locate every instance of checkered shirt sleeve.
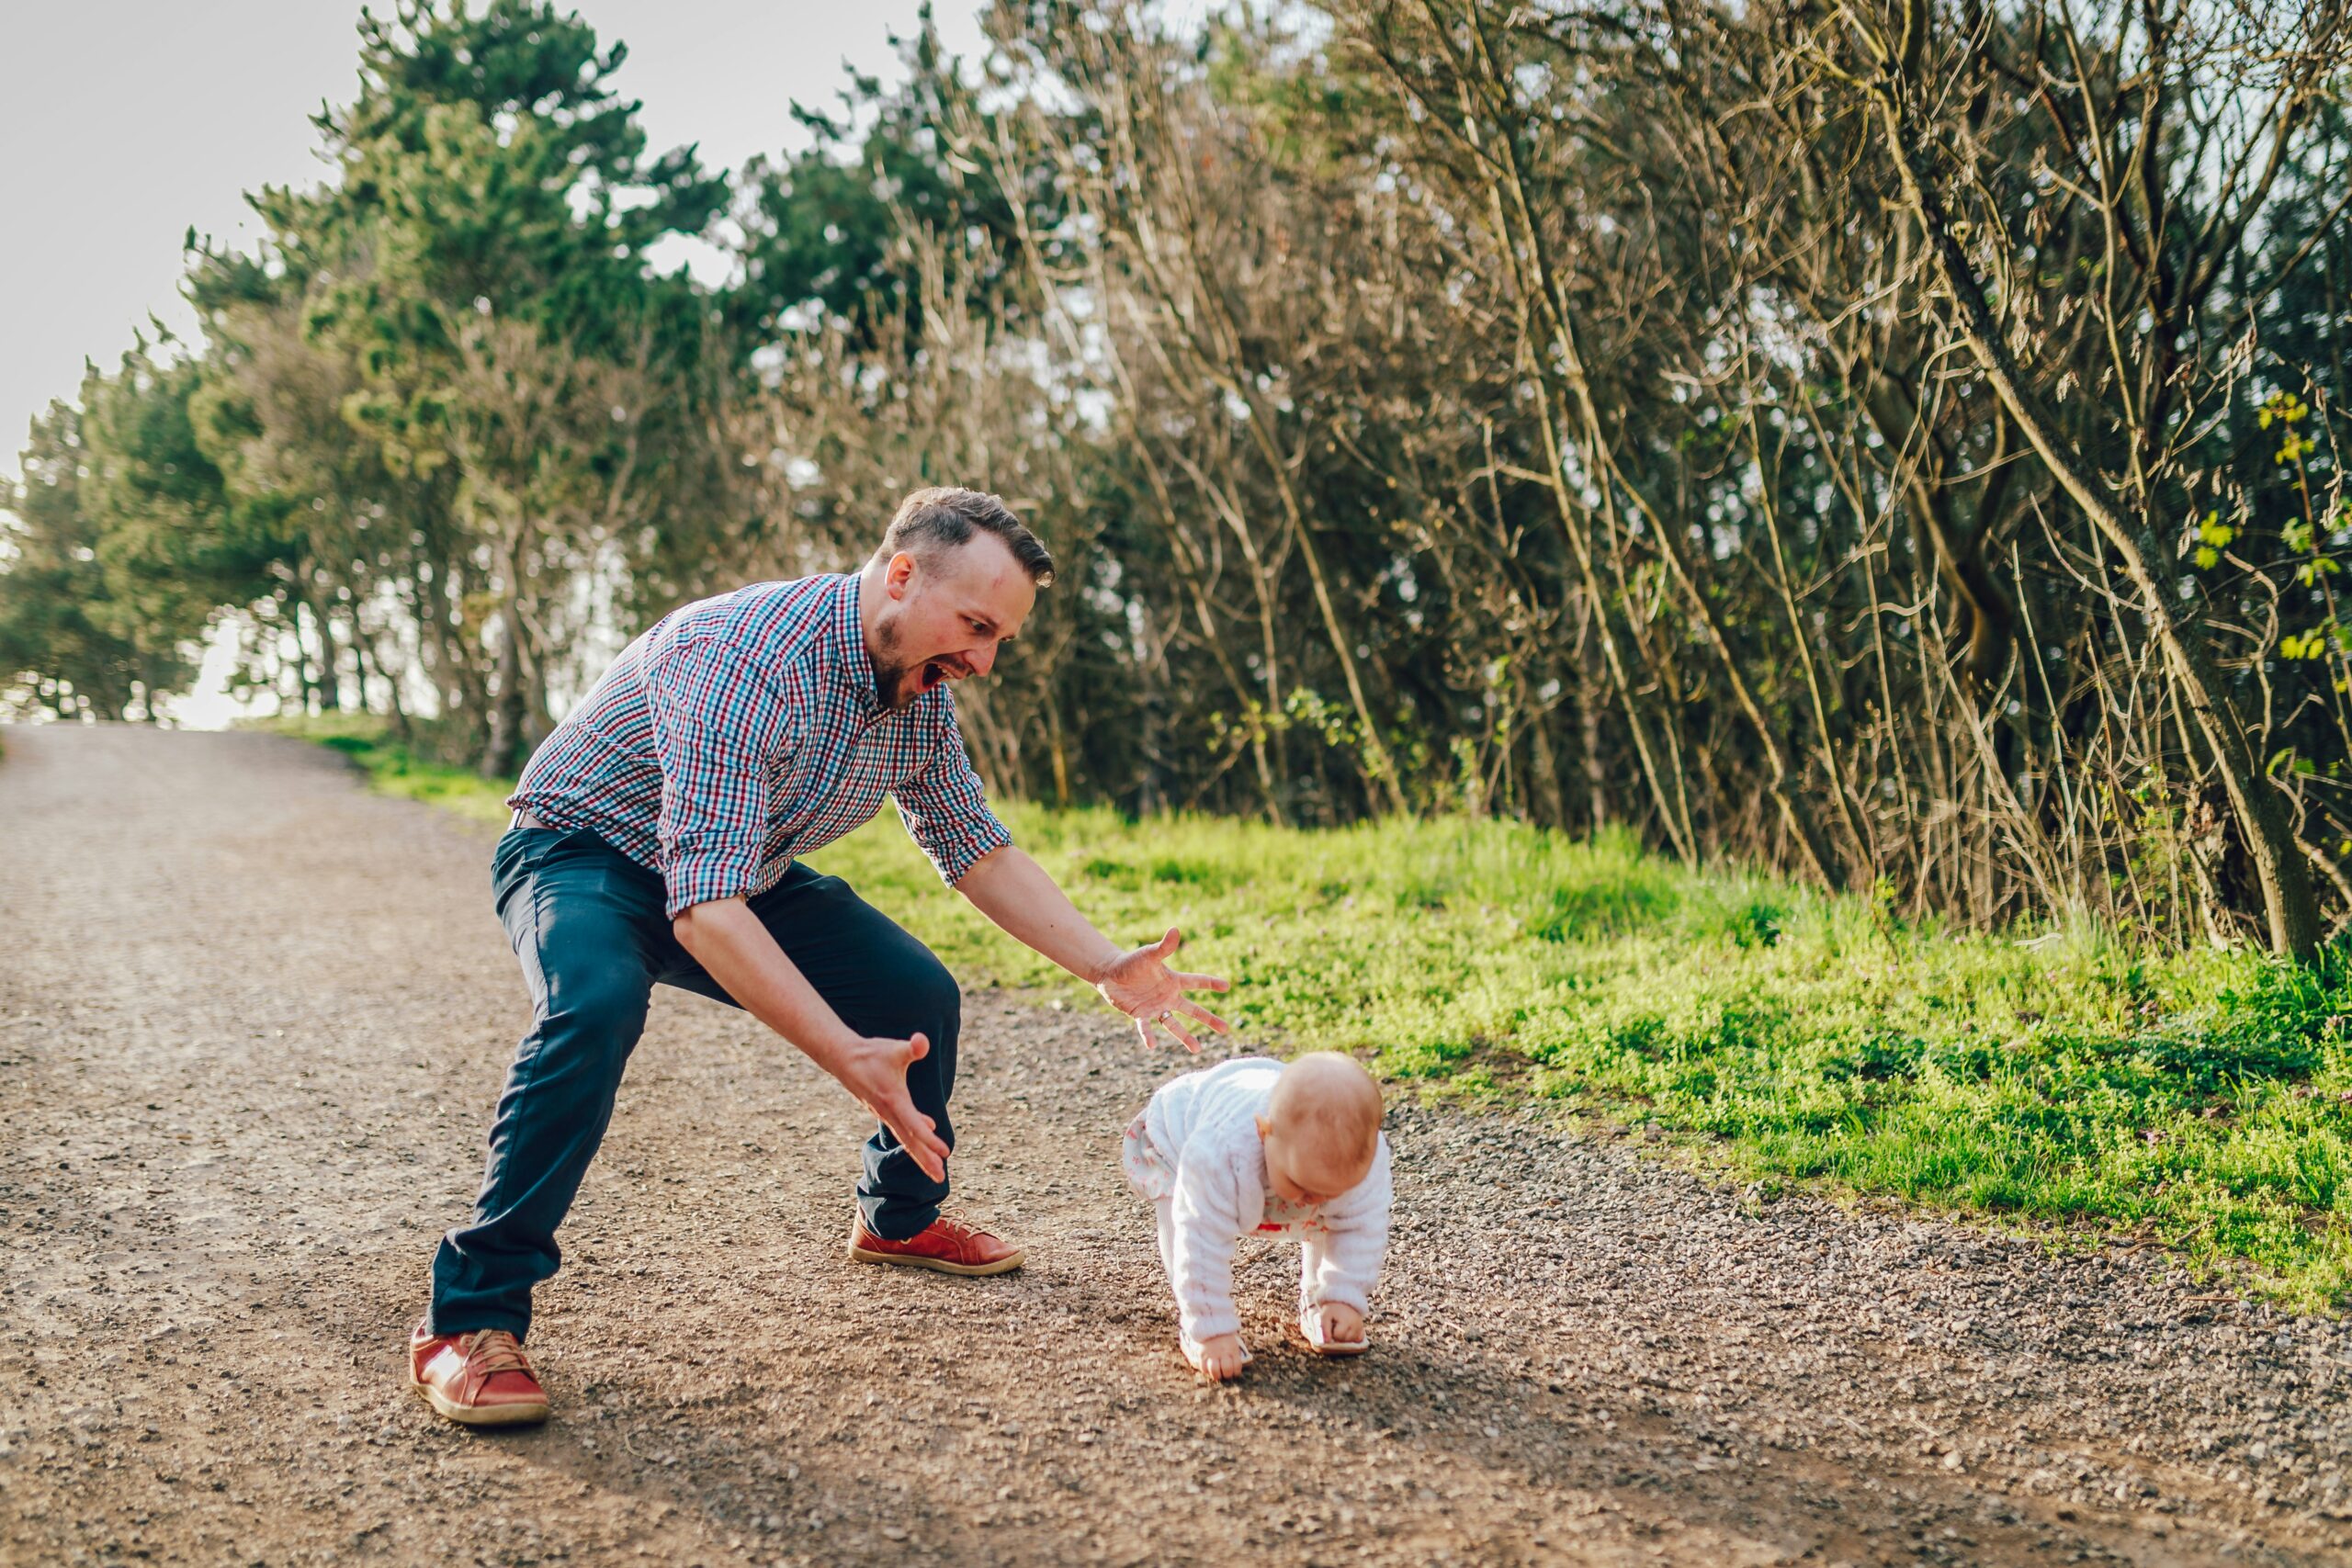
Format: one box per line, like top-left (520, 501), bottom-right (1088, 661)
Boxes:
top-left (892, 695), bottom-right (1013, 886)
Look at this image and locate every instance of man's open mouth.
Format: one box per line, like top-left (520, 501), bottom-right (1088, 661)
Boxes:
top-left (921, 660), bottom-right (950, 691)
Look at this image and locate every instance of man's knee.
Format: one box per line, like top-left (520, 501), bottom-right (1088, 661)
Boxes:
top-left (919, 957), bottom-right (963, 1033)
top-left (894, 952), bottom-right (961, 1042)
top-left (541, 972), bottom-right (650, 1077)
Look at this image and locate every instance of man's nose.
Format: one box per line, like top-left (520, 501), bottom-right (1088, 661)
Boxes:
top-left (965, 642), bottom-right (997, 678)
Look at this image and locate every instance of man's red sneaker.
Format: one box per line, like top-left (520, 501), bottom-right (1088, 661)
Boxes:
top-left (846, 1213), bottom-right (1024, 1276)
top-left (407, 1323), bottom-right (551, 1427)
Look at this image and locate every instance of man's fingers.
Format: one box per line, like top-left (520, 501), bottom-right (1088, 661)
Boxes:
top-left (873, 1091), bottom-right (937, 1144)
top-left (836, 1037), bottom-right (947, 1180)
top-left (888, 1101), bottom-right (948, 1180)
top-left (1156, 927), bottom-right (1182, 957)
top-left (1178, 998), bottom-right (1231, 1035)
top-left (1133, 1016), bottom-right (1155, 1051)
top-left (1167, 1017), bottom-right (1203, 1054)
top-left (1171, 970), bottom-right (1231, 995)
top-left (891, 1127), bottom-right (944, 1181)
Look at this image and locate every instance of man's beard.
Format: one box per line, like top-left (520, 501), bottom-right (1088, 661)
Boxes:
top-left (867, 621), bottom-right (925, 712)
top-left (868, 655), bottom-right (918, 712)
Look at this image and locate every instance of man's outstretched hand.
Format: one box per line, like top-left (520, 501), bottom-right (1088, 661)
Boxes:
top-left (953, 851), bottom-right (1238, 1052)
top-left (1093, 927), bottom-right (1231, 1053)
top-left (823, 1031), bottom-right (950, 1180)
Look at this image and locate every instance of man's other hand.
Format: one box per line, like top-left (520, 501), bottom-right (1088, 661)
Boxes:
top-left (1094, 927), bottom-right (1231, 1053)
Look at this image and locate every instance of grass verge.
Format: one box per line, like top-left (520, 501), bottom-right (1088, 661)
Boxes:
top-left (268, 716), bottom-right (2352, 1312)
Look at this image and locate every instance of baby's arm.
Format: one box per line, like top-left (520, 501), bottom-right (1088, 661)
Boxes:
top-left (1299, 1137), bottom-right (1393, 1333)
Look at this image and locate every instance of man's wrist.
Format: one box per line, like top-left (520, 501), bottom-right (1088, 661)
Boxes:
top-left (797, 1022), bottom-right (862, 1072)
top-left (1080, 940), bottom-right (1124, 987)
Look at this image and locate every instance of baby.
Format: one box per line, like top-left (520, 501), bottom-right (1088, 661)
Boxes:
top-left (1122, 1052), bottom-right (1391, 1381)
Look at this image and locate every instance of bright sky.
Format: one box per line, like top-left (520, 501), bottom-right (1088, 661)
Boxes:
top-left (0, 0), bottom-right (997, 478)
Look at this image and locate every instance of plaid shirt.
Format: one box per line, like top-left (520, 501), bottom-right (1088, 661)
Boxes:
top-left (509, 573), bottom-right (1012, 918)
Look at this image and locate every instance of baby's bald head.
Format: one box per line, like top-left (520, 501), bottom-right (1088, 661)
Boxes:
top-left (1259, 1053), bottom-right (1383, 1202)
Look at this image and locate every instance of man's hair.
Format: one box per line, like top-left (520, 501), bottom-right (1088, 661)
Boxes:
top-left (881, 487), bottom-right (1055, 587)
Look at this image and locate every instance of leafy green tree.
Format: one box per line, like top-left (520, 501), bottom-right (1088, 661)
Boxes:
top-left (727, 6), bottom-right (1050, 347)
top-left (0, 335), bottom-right (273, 719)
top-left (0, 398), bottom-right (145, 719)
top-left (79, 339), bottom-right (277, 709)
top-left (189, 0), bottom-right (732, 768)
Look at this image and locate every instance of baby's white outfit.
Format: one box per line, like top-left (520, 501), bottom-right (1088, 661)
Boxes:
top-left (1122, 1055), bottom-right (1392, 1359)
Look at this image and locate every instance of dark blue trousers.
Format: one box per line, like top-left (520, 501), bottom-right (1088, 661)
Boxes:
top-left (428, 824), bottom-right (961, 1337)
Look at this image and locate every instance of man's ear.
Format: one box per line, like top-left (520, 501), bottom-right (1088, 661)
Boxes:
top-left (885, 549), bottom-right (919, 598)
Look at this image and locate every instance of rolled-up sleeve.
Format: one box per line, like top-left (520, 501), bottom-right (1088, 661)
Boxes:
top-left (644, 636), bottom-right (786, 917)
top-left (892, 695), bottom-right (1012, 885)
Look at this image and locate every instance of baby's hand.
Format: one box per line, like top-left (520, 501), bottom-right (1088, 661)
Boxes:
top-left (1193, 1332), bottom-right (1250, 1382)
top-left (1313, 1303), bottom-right (1365, 1346)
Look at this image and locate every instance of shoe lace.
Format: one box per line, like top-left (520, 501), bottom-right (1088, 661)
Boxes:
top-left (935, 1216), bottom-right (1003, 1248)
top-left (459, 1329), bottom-right (532, 1377)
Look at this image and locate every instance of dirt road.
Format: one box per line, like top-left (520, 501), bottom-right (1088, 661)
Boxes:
top-left (3, 725), bottom-right (2349, 1567)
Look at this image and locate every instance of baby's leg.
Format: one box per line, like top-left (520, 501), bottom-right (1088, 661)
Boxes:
top-left (1154, 1202), bottom-right (1201, 1365)
top-left (1154, 1199), bottom-right (1179, 1287)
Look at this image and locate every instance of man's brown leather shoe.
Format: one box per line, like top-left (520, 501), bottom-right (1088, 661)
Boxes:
top-left (847, 1213), bottom-right (1024, 1276)
top-left (408, 1322), bottom-right (551, 1427)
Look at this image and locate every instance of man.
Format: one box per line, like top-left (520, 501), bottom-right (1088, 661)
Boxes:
top-left (408, 487), bottom-right (1231, 1427)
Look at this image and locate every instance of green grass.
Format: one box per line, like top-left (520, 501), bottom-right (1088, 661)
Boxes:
top-left (272, 716), bottom-right (2352, 1312)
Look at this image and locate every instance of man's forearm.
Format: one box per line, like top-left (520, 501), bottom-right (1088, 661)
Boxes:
top-left (956, 845), bottom-right (1123, 980)
top-left (672, 897), bottom-right (855, 1065)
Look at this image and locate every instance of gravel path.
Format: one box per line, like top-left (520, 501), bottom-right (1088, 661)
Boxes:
top-left (3, 724), bottom-right (2349, 1567)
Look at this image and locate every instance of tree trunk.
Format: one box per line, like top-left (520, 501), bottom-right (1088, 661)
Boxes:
top-left (1525, 697), bottom-right (1566, 830)
top-left (290, 598), bottom-right (315, 716)
top-left (1576, 614), bottom-right (1610, 837)
top-left (310, 588), bottom-right (343, 714)
top-left (481, 595), bottom-right (526, 779)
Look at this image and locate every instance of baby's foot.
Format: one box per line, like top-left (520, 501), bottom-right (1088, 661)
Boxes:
top-left (1299, 1303), bottom-right (1370, 1357)
top-left (1182, 1330), bottom-right (1252, 1382)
